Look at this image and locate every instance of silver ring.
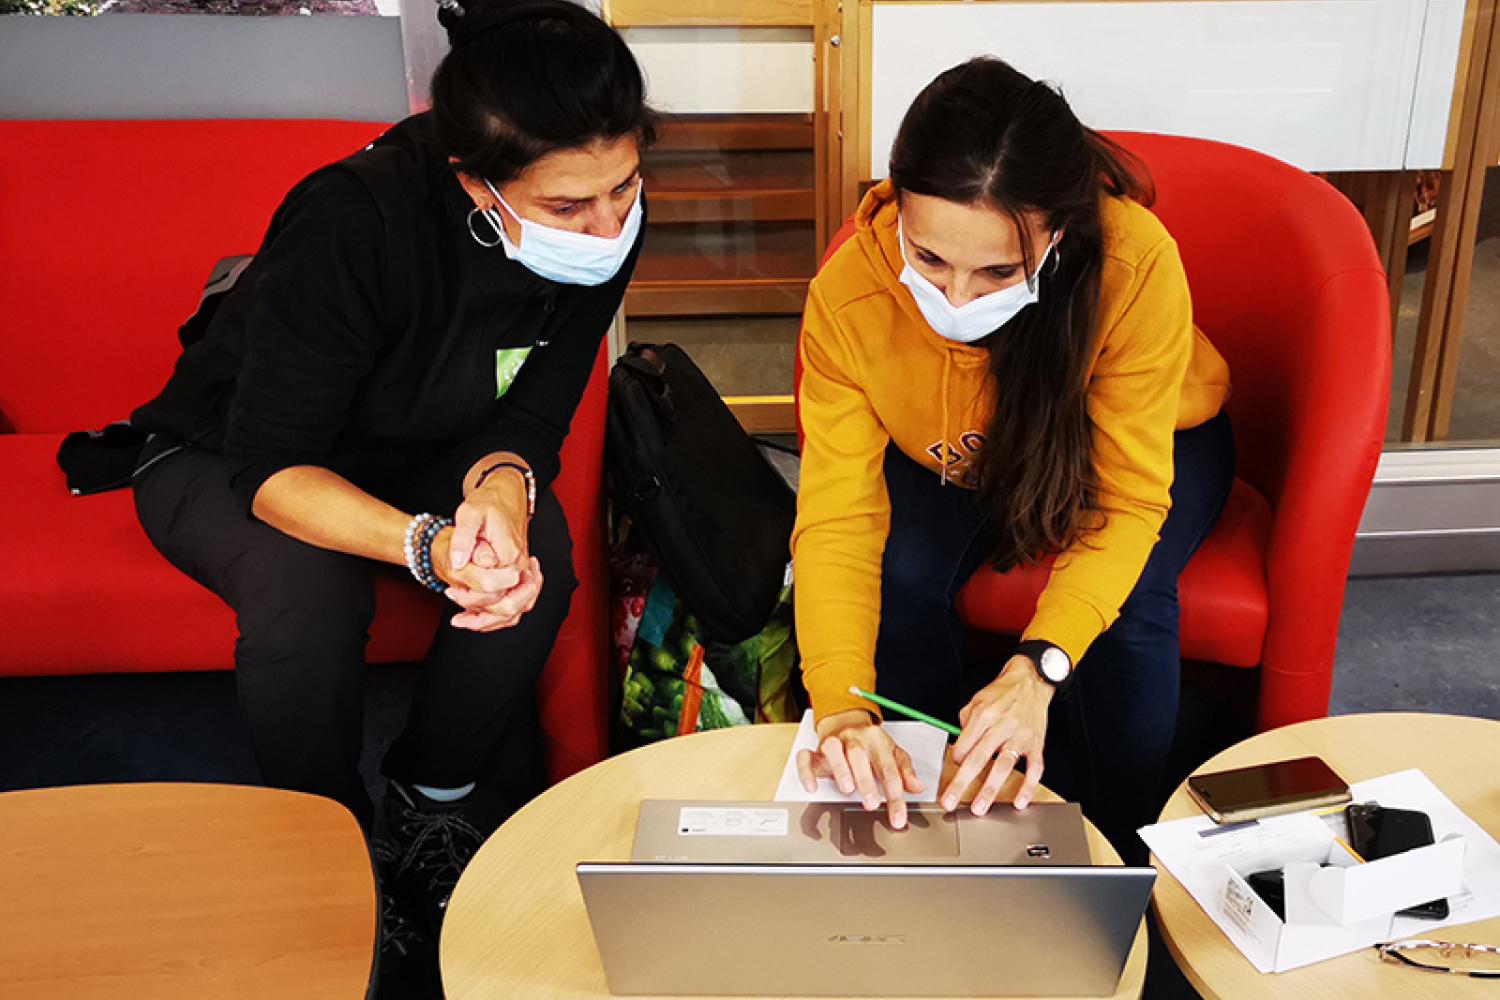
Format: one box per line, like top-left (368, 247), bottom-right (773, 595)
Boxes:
top-left (999, 747), bottom-right (1021, 761)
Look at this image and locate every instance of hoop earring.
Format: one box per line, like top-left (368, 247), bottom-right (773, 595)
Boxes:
top-left (1045, 246), bottom-right (1062, 276)
top-left (467, 206), bottom-right (504, 248)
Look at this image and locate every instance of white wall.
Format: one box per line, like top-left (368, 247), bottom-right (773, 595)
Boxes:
top-left (622, 27), bottom-right (815, 115)
top-left (0, 14), bottom-right (407, 121)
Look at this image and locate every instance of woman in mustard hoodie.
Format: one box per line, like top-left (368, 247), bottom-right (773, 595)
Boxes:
top-left (792, 58), bottom-right (1232, 858)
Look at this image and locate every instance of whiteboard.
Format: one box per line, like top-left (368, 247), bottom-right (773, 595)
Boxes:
top-left (1408, 0), bottom-right (1465, 169)
top-left (868, 1), bottom-right (1460, 174)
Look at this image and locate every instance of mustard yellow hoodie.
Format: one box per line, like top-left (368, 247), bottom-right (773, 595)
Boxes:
top-left (792, 181), bottom-right (1231, 722)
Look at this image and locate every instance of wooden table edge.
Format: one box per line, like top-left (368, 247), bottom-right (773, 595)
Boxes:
top-left (442, 724), bottom-right (1149, 1000)
top-left (1147, 712), bottom-right (1500, 1000)
top-left (0, 780), bottom-right (378, 1000)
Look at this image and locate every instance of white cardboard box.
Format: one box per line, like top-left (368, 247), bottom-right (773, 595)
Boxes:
top-left (1213, 822), bottom-right (1466, 972)
top-left (1142, 770), bottom-right (1500, 973)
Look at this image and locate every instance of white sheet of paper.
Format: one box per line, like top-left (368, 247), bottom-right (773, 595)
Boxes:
top-left (1140, 769), bottom-right (1500, 973)
top-left (774, 709), bottom-right (948, 803)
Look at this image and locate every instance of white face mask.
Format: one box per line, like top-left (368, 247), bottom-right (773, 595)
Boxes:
top-left (897, 220), bottom-right (1058, 344)
top-left (474, 180), bottom-right (643, 287)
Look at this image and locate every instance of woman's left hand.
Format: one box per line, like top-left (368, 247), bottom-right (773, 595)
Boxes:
top-left (439, 463), bottom-right (541, 632)
top-left (450, 469), bottom-right (531, 573)
top-left (940, 655), bottom-right (1054, 815)
top-left (445, 555), bottom-right (545, 632)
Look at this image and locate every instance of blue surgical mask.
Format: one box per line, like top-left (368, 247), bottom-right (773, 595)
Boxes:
top-left (475, 180), bottom-right (643, 287)
top-left (897, 220), bottom-right (1058, 344)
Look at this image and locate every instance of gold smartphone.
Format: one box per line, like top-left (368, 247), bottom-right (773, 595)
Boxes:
top-left (1187, 756), bottom-right (1351, 823)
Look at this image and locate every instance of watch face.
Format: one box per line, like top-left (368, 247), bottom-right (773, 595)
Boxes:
top-left (1040, 647), bottom-right (1071, 683)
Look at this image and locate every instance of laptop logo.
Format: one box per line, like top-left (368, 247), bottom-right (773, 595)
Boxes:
top-left (827, 934), bottom-right (907, 946)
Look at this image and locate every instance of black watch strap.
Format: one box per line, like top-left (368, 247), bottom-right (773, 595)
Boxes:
top-left (1014, 639), bottom-right (1073, 688)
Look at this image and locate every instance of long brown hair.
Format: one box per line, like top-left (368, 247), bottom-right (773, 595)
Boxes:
top-left (888, 57), bottom-right (1153, 570)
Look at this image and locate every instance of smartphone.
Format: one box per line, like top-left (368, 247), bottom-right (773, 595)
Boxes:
top-left (1246, 868), bottom-right (1287, 920)
top-left (1187, 756), bottom-right (1351, 823)
top-left (1347, 803), bottom-right (1450, 920)
top-left (1246, 865), bottom-right (1341, 921)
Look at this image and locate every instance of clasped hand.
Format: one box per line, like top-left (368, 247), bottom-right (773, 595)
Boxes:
top-left (431, 475), bottom-right (542, 632)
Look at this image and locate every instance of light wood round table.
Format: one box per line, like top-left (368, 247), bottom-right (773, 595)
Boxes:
top-left (1154, 711), bottom-right (1500, 999)
top-left (442, 723), bottom-right (1147, 999)
top-left (0, 782), bottom-right (376, 1000)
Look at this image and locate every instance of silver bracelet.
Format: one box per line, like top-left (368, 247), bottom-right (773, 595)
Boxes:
top-left (403, 513), bottom-right (437, 589)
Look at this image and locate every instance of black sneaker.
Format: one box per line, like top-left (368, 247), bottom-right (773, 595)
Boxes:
top-left (383, 781), bottom-right (490, 936)
top-left (370, 836), bottom-right (435, 988)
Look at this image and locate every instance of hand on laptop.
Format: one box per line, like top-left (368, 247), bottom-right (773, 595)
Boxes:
top-left (942, 655), bottom-right (1053, 816)
top-left (797, 709), bottom-right (924, 830)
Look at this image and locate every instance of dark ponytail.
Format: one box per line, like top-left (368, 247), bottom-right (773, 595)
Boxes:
top-left (889, 57), bottom-right (1153, 571)
top-left (431, 0), bottom-right (657, 184)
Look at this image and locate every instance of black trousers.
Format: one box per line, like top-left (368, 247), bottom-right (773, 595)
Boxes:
top-left (133, 445), bottom-right (577, 830)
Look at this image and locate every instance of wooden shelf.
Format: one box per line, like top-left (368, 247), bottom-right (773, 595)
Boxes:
top-left (648, 188), bottom-right (816, 223)
top-left (652, 114), bottom-right (814, 153)
top-left (624, 279), bottom-right (810, 317)
top-left (630, 112), bottom-right (817, 324)
top-left (1409, 208), bottom-right (1437, 246)
top-left (725, 395), bottom-right (797, 435)
top-left (644, 150), bottom-right (814, 194)
top-left (633, 222), bottom-right (816, 282)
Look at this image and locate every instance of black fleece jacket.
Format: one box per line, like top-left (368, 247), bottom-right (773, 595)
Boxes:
top-left (132, 113), bottom-right (643, 514)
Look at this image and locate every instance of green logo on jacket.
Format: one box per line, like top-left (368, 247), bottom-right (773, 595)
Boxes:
top-left (495, 347), bottom-right (533, 398)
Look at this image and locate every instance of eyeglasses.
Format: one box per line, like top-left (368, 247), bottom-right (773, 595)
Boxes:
top-left (1377, 939), bottom-right (1500, 978)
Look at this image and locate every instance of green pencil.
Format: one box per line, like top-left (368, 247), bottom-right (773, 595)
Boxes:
top-left (849, 685), bottom-right (961, 737)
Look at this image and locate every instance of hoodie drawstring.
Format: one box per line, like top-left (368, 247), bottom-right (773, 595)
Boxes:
top-left (939, 349), bottom-right (952, 487)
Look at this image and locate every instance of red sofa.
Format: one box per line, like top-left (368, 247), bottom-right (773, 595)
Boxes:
top-left (806, 133), bottom-right (1391, 731)
top-left (0, 120), bottom-right (610, 782)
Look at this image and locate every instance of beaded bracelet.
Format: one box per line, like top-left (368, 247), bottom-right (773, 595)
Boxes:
top-left (403, 513), bottom-right (436, 590)
top-left (403, 513), bottom-right (434, 577)
top-left (403, 513), bottom-right (453, 593)
top-left (416, 515), bottom-right (452, 592)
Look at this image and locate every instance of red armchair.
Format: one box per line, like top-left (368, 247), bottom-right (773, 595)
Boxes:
top-left (804, 133), bottom-right (1390, 731)
top-left (0, 120), bottom-right (610, 781)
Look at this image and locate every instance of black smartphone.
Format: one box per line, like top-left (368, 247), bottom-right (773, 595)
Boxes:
top-left (1346, 802), bottom-right (1450, 920)
top-left (1246, 868), bottom-right (1287, 920)
top-left (1187, 756), bottom-right (1351, 823)
top-left (1248, 865), bottom-right (1353, 922)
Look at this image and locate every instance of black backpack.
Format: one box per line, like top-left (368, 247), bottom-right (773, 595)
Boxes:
top-left (606, 343), bottom-right (797, 644)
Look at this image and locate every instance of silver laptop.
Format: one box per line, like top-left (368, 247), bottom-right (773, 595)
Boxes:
top-left (577, 800), bottom-right (1154, 997)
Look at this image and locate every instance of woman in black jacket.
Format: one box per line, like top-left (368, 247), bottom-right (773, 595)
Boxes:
top-left (129, 0), bottom-right (651, 962)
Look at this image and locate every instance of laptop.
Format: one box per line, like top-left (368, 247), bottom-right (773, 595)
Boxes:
top-left (577, 800), bottom-right (1154, 997)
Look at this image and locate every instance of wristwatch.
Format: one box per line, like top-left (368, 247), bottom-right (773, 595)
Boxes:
top-left (1014, 639), bottom-right (1073, 688)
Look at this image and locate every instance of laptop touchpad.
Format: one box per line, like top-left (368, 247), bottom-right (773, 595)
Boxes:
top-left (838, 807), bottom-right (959, 859)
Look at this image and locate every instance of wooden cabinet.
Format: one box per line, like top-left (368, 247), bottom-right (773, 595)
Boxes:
top-left (630, 114), bottom-right (816, 319)
top-left (611, 6), bottom-right (826, 433)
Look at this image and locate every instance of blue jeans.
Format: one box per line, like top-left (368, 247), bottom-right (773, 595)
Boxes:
top-left (873, 412), bottom-right (1235, 860)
